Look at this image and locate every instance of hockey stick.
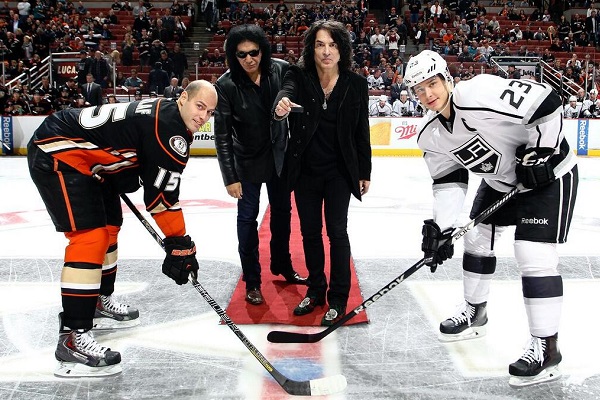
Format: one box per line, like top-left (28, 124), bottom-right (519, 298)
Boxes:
top-left (120, 194), bottom-right (347, 396)
top-left (267, 185), bottom-right (522, 344)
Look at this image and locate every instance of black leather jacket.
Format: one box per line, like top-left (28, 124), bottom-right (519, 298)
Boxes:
top-left (214, 58), bottom-right (289, 185)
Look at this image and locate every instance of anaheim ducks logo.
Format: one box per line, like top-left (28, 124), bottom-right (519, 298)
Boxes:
top-left (169, 135), bottom-right (188, 157)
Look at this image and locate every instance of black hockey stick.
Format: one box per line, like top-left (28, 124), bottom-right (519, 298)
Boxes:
top-left (120, 194), bottom-right (347, 396)
top-left (267, 185), bottom-right (521, 344)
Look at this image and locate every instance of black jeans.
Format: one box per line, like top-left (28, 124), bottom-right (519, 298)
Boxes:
top-left (294, 172), bottom-right (351, 307)
top-left (237, 174), bottom-right (292, 290)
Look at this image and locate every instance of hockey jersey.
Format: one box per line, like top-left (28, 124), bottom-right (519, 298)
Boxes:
top-left (416, 75), bottom-right (577, 227)
top-left (417, 75), bottom-right (576, 192)
top-left (31, 98), bottom-right (191, 236)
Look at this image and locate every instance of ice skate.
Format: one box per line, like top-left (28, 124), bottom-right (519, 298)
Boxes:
top-left (93, 294), bottom-right (140, 330)
top-left (55, 313), bottom-right (122, 378)
top-left (508, 333), bottom-right (562, 388)
top-left (439, 301), bottom-right (487, 342)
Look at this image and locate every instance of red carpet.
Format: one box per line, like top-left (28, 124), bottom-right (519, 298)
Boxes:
top-left (224, 199), bottom-right (369, 326)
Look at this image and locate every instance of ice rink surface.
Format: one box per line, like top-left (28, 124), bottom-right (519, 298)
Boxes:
top-left (1, 155), bottom-right (599, 400)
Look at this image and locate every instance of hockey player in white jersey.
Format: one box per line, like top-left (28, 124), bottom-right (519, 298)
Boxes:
top-left (392, 90), bottom-right (416, 117)
top-left (403, 50), bottom-right (578, 388)
top-left (563, 95), bottom-right (582, 118)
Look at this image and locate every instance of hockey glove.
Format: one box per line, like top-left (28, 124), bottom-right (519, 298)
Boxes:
top-left (421, 219), bottom-right (454, 273)
top-left (515, 145), bottom-right (555, 190)
top-left (162, 235), bottom-right (199, 285)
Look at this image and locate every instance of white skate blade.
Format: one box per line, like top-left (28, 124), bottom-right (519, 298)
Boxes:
top-left (54, 361), bottom-right (123, 378)
top-left (438, 326), bottom-right (486, 342)
top-left (508, 366), bottom-right (561, 388)
top-left (93, 317), bottom-right (140, 330)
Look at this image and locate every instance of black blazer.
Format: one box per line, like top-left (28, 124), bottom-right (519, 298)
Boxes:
top-left (163, 85), bottom-right (183, 98)
top-left (214, 58), bottom-right (289, 185)
top-left (274, 65), bottom-right (372, 200)
top-left (81, 82), bottom-right (103, 106)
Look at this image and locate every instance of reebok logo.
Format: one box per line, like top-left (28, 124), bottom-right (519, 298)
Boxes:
top-left (521, 217), bottom-right (549, 225)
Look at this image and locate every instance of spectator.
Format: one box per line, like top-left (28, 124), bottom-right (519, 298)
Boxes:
top-left (40, 75), bottom-right (59, 101)
top-left (271, 35), bottom-right (287, 54)
top-left (121, 33), bottom-right (136, 66)
top-left (76, 1), bottom-right (87, 15)
top-left (163, 77), bottom-right (182, 98)
top-left (76, 49), bottom-right (93, 85)
top-left (158, 49), bottom-right (174, 78)
top-left (149, 39), bottom-right (166, 66)
top-left (173, 15), bottom-right (187, 42)
top-left (133, 10), bottom-right (150, 34)
top-left (132, 0), bottom-right (147, 17)
top-left (367, 68), bottom-right (385, 90)
top-left (369, 26), bottom-right (385, 63)
top-left (161, 8), bottom-right (176, 39)
top-left (17, 0), bottom-right (30, 24)
top-left (106, 93), bottom-right (119, 103)
top-left (169, 43), bottom-right (188, 83)
top-left (82, 73), bottom-right (103, 106)
top-left (53, 86), bottom-right (74, 111)
top-left (138, 29), bottom-right (152, 68)
top-left (124, 68), bottom-right (144, 90)
top-left (152, 18), bottom-right (170, 43)
top-left (91, 50), bottom-right (111, 88)
top-left (430, 0), bottom-right (442, 21)
top-left (585, 10), bottom-right (599, 46)
top-left (29, 88), bottom-right (54, 115)
top-left (147, 61), bottom-right (169, 94)
top-left (208, 48), bottom-right (225, 66)
top-left (202, 0), bottom-right (215, 32)
top-left (385, 27), bottom-right (399, 52)
top-left (506, 64), bottom-right (521, 79)
top-left (5, 88), bottom-right (31, 115)
top-left (390, 75), bottom-right (408, 103)
top-left (71, 93), bottom-right (88, 108)
top-left (566, 53), bottom-right (581, 73)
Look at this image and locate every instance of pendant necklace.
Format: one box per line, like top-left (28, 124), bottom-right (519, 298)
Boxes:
top-left (322, 88), bottom-right (333, 110)
top-left (321, 76), bottom-right (338, 110)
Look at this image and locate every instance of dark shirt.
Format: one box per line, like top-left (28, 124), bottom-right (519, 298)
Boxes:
top-left (302, 77), bottom-right (339, 178)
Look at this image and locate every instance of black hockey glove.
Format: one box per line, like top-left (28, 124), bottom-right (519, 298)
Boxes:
top-left (421, 219), bottom-right (454, 273)
top-left (162, 235), bottom-right (199, 285)
top-left (515, 145), bottom-right (555, 190)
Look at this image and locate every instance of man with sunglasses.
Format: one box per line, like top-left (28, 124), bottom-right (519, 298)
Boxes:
top-left (214, 24), bottom-right (307, 307)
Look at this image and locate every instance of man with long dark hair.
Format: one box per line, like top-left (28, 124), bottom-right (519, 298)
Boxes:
top-left (274, 20), bottom-right (372, 325)
top-left (215, 24), bottom-right (307, 307)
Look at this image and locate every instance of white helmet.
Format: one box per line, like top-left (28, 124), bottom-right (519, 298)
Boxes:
top-left (404, 50), bottom-right (453, 96)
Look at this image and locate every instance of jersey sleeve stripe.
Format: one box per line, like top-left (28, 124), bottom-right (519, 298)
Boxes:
top-left (454, 104), bottom-right (523, 120)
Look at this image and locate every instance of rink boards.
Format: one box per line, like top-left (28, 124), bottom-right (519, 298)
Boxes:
top-left (1, 115), bottom-right (597, 157)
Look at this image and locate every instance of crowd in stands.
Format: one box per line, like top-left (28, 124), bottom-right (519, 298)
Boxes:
top-left (0, 0), bottom-right (194, 115)
top-left (2, 0), bottom-right (600, 117)
top-left (195, 0), bottom-right (599, 116)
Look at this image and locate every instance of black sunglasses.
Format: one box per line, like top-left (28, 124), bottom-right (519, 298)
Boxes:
top-left (236, 49), bottom-right (260, 58)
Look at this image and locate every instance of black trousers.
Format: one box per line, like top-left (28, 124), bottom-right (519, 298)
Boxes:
top-left (294, 172), bottom-right (352, 307)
